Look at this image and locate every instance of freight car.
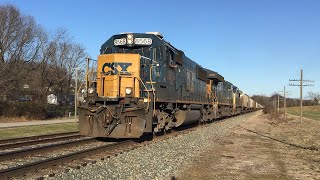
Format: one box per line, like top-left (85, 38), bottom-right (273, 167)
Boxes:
top-left (240, 93), bottom-right (250, 112)
top-left (78, 32), bottom-right (262, 138)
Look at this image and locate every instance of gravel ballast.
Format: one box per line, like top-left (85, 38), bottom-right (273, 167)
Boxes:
top-left (53, 112), bottom-right (258, 180)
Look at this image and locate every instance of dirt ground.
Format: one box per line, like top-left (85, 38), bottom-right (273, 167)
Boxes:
top-left (177, 112), bottom-right (320, 180)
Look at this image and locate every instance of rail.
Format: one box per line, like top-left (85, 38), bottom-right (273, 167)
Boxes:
top-left (0, 140), bottom-right (135, 178)
top-left (0, 131), bottom-right (79, 144)
top-left (0, 138), bottom-right (96, 161)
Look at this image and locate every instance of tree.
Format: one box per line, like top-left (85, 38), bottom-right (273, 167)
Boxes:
top-left (0, 4), bottom-right (44, 99)
top-left (0, 4), bottom-right (88, 118)
top-left (306, 91), bottom-right (320, 105)
top-left (45, 29), bottom-right (86, 109)
top-left (306, 91), bottom-right (319, 100)
top-left (251, 94), bottom-right (270, 106)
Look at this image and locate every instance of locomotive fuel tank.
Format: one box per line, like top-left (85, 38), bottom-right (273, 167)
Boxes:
top-left (174, 110), bottom-right (201, 127)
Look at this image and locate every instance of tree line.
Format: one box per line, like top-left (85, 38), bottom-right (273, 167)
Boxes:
top-left (0, 4), bottom-right (86, 119)
top-left (252, 92), bottom-right (319, 114)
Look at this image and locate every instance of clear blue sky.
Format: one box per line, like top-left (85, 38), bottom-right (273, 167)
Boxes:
top-left (2, 0), bottom-right (320, 98)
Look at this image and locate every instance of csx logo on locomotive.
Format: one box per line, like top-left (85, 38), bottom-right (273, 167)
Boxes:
top-left (102, 62), bottom-right (132, 75)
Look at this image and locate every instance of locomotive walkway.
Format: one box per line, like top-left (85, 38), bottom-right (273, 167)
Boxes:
top-left (0, 118), bottom-right (76, 128)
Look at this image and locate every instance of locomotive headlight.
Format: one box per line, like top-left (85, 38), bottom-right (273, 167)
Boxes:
top-left (125, 87), bottom-right (133, 95)
top-left (127, 39), bottom-right (133, 44)
top-left (88, 87), bottom-right (94, 94)
top-left (127, 34), bottom-right (133, 44)
top-left (127, 34), bottom-right (133, 39)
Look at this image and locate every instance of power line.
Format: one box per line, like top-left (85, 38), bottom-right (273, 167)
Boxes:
top-left (289, 69), bottom-right (314, 124)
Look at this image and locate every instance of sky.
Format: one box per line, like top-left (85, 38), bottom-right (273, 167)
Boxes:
top-left (2, 0), bottom-right (320, 98)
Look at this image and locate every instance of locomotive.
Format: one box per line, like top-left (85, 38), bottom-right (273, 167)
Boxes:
top-left (78, 32), bottom-right (262, 138)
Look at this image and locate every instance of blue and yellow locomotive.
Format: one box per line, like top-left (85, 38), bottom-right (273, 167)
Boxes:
top-left (78, 32), bottom-right (260, 138)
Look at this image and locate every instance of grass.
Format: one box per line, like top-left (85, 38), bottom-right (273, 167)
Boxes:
top-left (0, 123), bottom-right (78, 140)
top-left (285, 105), bottom-right (320, 121)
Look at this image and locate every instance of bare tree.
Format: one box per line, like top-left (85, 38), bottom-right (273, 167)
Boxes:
top-left (22, 28), bottom-right (86, 105)
top-left (44, 29), bottom-right (86, 111)
top-left (251, 94), bottom-right (270, 106)
top-left (0, 4), bottom-right (43, 98)
top-left (305, 91), bottom-right (320, 105)
top-left (0, 4), bottom-right (88, 118)
top-left (306, 91), bottom-right (319, 100)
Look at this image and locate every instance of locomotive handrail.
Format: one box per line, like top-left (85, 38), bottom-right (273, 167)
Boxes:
top-left (141, 55), bottom-right (158, 64)
top-left (136, 76), bottom-right (150, 111)
top-left (150, 65), bottom-right (156, 116)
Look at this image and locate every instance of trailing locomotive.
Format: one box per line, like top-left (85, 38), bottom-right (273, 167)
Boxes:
top-left (78, 32), bottom-right (262, 138)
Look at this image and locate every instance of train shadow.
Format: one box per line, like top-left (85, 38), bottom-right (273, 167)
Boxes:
top-left (95, 137), bottom-right (129, 143)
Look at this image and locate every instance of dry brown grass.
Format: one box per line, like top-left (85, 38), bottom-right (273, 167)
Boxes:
top-left (285, 105), bottom-right (320, 121)
top-left (0, 116), bottom-right (30, 123)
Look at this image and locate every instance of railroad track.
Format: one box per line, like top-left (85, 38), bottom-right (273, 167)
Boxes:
top-left (0, 133), bottom-right (107, 179)
top-left (0, 131), bottom-right (79, 146)
top-left (0, 137), bottom-right (97, 161)
top-left (0, 114), bottom-right (246, 179)
top-left (0, 133), bottom-right (82, 150)
top-left (0, 128), bottom-right (194, 179)
top-left (0, 140), bottom-right (135, 179)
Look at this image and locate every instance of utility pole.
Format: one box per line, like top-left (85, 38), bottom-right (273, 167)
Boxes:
top-left (75, 67), bottom-right (79, 123)
top-left (289, 69), bottom-right (314, 124)
top-left (278, 86), bottom-right (290, 117)
top-left (85, 57), bottom-right (97, 91)
top-left (300, 69), bottom-right (302, 122)
top-left (86, 57), bottom-right (90, 91)
top-left (273, 99), bottom-right (276, 112)
top-left (284, 86), bottom-right (287, 117)
top-left (277, 94), bottom-right (280, 114)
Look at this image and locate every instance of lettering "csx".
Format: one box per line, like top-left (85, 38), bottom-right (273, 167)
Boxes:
top-left (102, 62), bottom-right (132, 75)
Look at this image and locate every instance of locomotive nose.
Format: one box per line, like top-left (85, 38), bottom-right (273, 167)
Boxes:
top-left (96, 54), bottom-right (141, 98)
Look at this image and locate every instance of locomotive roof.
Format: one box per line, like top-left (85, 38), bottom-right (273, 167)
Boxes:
top-left (100, 32), bottom-right (232, 84)
top-left (205, 68), bottom-right (224, 82)
top-left (225, 81), bottom-right (233, 86)
top-left (100, 33), bottom-right (165, 54)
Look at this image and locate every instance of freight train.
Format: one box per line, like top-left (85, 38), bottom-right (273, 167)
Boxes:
top-left (78, 32), bottom-right (262, 138)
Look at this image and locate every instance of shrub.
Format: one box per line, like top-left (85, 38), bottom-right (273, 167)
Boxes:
top-left (0, 101), bottom-right (47, 119)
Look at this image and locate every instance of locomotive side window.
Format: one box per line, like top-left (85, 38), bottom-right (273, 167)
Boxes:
top-left (166, 48), bottom-right (176, 86)
top-left (176, 50), bottom-right (184, 65)
top-left (167, 49), bottom-right (176, 68)
top-left (103, 47), bottom-right (113, 54)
